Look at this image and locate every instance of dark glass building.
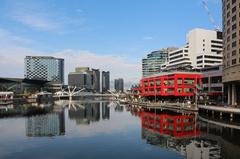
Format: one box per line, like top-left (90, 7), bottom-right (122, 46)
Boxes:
top-left (114, 78), bottom-right (124, 92)
top-left (68, 67), bottom-right (100, 91)
top-left (102, 71), bottom-right (110, 92)
top-left (92, 69), bottom-right (100, 92)
top-left (24, 56), bottom-right (64, 84)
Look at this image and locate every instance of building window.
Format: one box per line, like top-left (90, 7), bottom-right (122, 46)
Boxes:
top-left (232, 6), bottom-right (236, 13)
top-left (227, 28), bottom-right (230, 34)
top-left (150, 81), bottom-right (154, 86)
top-left (202, 77), bottom-right (209, 84)
top-left (232, 41), bottom-right (236, 48)
top-left (227, 19), bottom-right (230, 25)
top-left (232, 50), bottom-right (237, 56)
top-left (232, 14), bottom-right (236, 21)
top-left (232, 32), bottom-right (236, 39)
top-left (177, 78), bottom-right (182, 85)
top-left (232, 59), bottom-right (237, 65)
top-left (232, 23), bottom-right (237, 30)
top-left (228, 2), bottom-right (231, 8)
top-left (156, 80), bottom-right (161, 86)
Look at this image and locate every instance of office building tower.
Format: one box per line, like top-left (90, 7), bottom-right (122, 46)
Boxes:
top-left (24, 56), bottom-right (64, 84)
top-left (142, 48), bottom-right (175, 77)
top-left (102, 71), bottom-right (110, 92)
top-left (114, 78), bottom-right (124, 92)
top-left (92, 69), bottom-right (100, 92)
top-left (222, 0), bottom-right (240, 105)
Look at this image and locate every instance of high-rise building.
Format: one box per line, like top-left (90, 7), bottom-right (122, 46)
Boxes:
top-left (68, 72), bottom-right (92, 89)
top-left (222, 0), bottom-right (240, 105)
top-left (142, 48), bottom-right (175, 77)
top-left (68, 67), bottom-right (98, 90)
top-left (24, 56), bottom-right (64, 84)
top-left (114, 78), bottom-right (124, 92)
top-left (92, 69), bottom-right (100, 92)
top-left (162, 28), bottom-right (223, 71)
top-left (102, 71), bottom-right (110, 92)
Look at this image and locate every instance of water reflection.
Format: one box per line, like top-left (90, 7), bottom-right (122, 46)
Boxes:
top-left (102, 102), bottom-right (110, 120)
top-left (1, 101), bottom-right (240, 159)
top-left (68, 101), bottom-right (110, 125)
top-left (141, 110), bottom-right (221, 159)
top-left (115, 103), bottom-right (124, 112)
top-left (26, 108), bottom-right (65, 137)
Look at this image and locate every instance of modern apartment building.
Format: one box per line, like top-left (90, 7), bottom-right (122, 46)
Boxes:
top-left (222, 0), bottom-right (240, 105)
top-left (114, 78), bottom-right (124, 92)
top-left (162, 28), bottom-right (223, 71)
top-left (142, 48), bottom-right (176, 77)
top-left (24, 56), bottom-right (64, 84)
top-left (102, 71), bottom-right (110, 92)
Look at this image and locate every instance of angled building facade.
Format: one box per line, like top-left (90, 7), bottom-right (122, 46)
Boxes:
top-left (24, 56), bottom-right (64, 84)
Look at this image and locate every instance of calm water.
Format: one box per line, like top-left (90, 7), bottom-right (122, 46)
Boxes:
top-left (0, 100), bottom-right (240, 159)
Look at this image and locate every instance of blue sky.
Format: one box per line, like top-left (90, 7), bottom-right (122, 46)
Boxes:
top-left (0, 0), bottom-right (221, 87)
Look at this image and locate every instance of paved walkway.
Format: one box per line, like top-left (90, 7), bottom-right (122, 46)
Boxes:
top-left (198, 105), bottom-right (240, 114)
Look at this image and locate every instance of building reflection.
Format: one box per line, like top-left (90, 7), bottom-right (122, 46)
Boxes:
top-left (141, 110), bottom-right (221, 159)
top-left (26, 108), bottom-right (65, 137)
top-left (198, 117), bottom-right (240, 159)
top-left (102, 102), bottom-right (110, 120)
top-left (68, 101), bottom-right (110, 125)
top-left (115, 103), bottom-right (124, 112)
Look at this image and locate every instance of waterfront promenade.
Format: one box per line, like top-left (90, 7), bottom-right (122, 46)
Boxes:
top-left (129, 101), bottom-right (198, 112)
top-left (129, 101), bottom-right (240, 116)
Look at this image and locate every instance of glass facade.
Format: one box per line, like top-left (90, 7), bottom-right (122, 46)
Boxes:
top-left (24, 56), bottom-right (64, 84)
top-left (114, 78), bottom-right (124, 92)
top-left (142, 49), bottom-right (168, 77)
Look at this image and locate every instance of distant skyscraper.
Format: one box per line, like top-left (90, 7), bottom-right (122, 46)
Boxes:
top-left (24, 56), bottom-right (64, 84)
top-left (92, 69), bottom-right (100, 92)
top-left (68, 67), bottom-right (100, 91)
top-left (102, 71), bottom-right (110, 92)
top-left (114, 78), bottom-right (124, 92)
top-left (222, 0), bottom-right (240, 105)
top-left (142, 48), bottom-right (174, 77)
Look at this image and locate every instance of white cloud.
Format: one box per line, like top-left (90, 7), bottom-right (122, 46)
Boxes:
top-left (0, 28), bottom-right (33, 46)
top-left (143, 36), bottom-right (153, 40)
top-left (12, 14), bottom-right (60, 31)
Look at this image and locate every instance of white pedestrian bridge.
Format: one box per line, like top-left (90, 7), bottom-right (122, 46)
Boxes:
top-left (54, 86), bottom-right (120, 101)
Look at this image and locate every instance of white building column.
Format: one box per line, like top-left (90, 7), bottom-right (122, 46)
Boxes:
top-left (228, 85), bottom-right (231, 105)
top-left (232, 84), bottom-right (236, 106)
